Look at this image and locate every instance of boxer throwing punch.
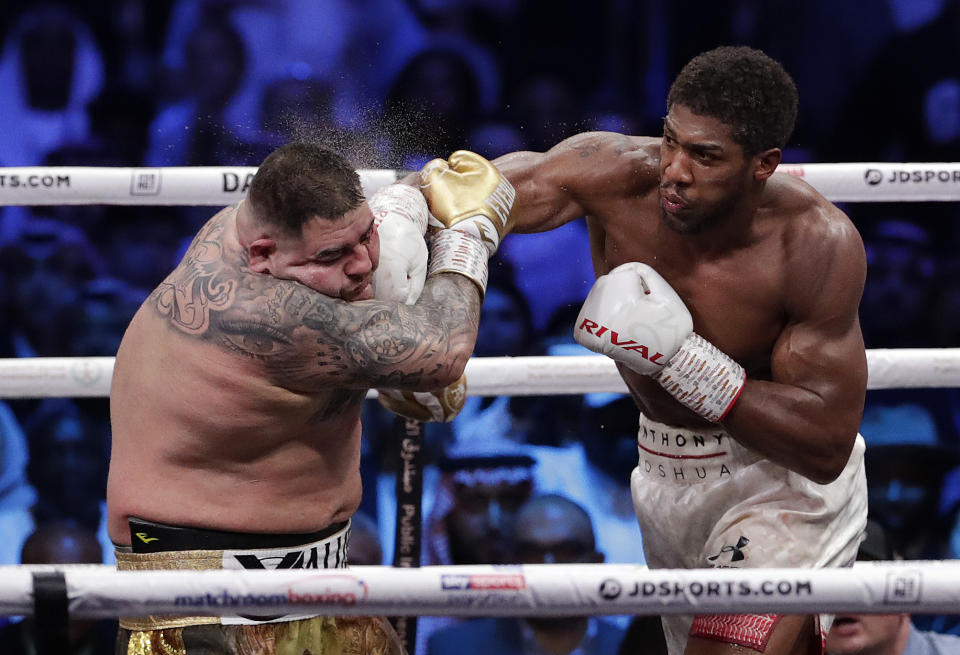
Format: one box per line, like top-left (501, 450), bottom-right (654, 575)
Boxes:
top-left (107, 143), bottom-right (514, 655)
top-left (495, 46), bottom-right (868, 655)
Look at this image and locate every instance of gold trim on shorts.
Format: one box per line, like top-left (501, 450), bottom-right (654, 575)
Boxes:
top-left (114, 518), bottom-right (352, 632)
top-left (121, 616), bottom-right (406, 655)
top-left (116, 549), bottom-right (223, 630)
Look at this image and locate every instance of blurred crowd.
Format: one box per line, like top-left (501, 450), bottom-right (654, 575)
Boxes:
top-left (2, 0), bottom-right (960, 652)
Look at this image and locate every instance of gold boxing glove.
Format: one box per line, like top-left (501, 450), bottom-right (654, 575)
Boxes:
top-left (376, 373), bottom-right (467, 423)
top-left (419, 150), bottom-right (516, 256)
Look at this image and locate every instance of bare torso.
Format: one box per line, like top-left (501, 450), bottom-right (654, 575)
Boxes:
top-left (499, 130), bottom-right (867, 655)
top-left (498, 133), bottom-right (866, 438)
top-left (580, 142), bottom-right (785, 427)
top-left (108, 208), bottom-right (365, 544)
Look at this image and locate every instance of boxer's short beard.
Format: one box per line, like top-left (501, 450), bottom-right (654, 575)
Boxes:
top-left (661, 207), bottom-right (708, 234)
top-left (661, 187), bottom-right (743, 235)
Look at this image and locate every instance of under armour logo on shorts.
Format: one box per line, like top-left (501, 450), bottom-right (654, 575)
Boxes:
top-left (708, 536), bottom-right (750, 563)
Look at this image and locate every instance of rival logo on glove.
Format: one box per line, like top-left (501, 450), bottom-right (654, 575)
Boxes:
top-left (577, 318), bottom-right (666, 364)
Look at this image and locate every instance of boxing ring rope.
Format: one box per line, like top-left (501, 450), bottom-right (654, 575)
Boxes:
top-left (2, 562), bottom-right (960, 618)
top-left (2, 162), bottom-right (960, 205)
top-left (3, 164), bottom-right (960, 629)
top-left (1, 349), bottom-right (959, 399)
top-left (0, 166), bottom-right (405, 205)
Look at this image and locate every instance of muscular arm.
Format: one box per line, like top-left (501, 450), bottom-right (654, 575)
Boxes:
top-left (152, 211), bottom-right (480, 394)
top-left (721, 212), bottom-right (868, 484)
top-left (220, 272), bottom-right (480, 393)
top-left (258, 275), bottom-right (480, 391)
top-left (494, 131), bottom-right (658, 233)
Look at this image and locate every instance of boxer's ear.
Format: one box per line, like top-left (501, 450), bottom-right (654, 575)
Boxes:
top-left (247, 238), bottom-right (276, 273)
top-left (753, 147), bottom-right (781, 182)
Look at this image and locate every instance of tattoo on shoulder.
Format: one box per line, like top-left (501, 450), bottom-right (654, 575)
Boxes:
top-left (569, 134), bottom-right (635, 159)
top-left (613, 134), bottom-right (635, 155)
top-left (150, 211), bottom-right (480, 390)
top-left (150, 212), bottom-right (238, 334)
top-left (570, 140), bottom-right (603, 159)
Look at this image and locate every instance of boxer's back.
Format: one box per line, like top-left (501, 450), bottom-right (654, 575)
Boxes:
top-left (107, 211), bottom-right (365, 545)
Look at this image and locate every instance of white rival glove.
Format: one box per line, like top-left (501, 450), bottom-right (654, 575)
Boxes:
top-left (419, 150), bottom-right (516, 296)
top-left (369, 184), bottom-right (429, 305)
top-left (375, 151), bottom-right (516, 422)
top-left (574, 262), bottom-right (745, 423)
top-left (368, 184), bottom-right (466, 422)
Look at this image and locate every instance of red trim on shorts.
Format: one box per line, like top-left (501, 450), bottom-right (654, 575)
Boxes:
top-left (636, 443), bottom-right (728, 460)
top-left (690, 614), bottom-right (782, 652)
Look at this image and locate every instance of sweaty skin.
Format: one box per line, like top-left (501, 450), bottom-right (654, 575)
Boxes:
top-left (108, 204), bottom-right (480, 545)
top-left (495, 108), bottom-right (868, 655)
top-left (495, 115), bottom-right (867, 486)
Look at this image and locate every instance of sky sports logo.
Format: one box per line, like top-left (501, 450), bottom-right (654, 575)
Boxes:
top-left (441, 574), bottom-right (526, 591)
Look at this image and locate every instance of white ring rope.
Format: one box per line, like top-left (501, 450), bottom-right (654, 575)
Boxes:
top-left (1, 163), bottom-right (960, 204)
top-left (0, 167), bottom-right (404, 206)
top-left (0, 349), bottom-right (958, 399)
top-left (1, 562), bottom-right (958, 619)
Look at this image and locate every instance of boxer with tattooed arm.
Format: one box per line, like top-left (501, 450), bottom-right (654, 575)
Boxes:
top-left (107, 142), bottom-right (513, 655)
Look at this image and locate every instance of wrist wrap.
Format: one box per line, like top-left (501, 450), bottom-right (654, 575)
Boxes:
top-left (427, 229), bottom-right (489, 296)
top-left (656, 333), bottom-right (745, 422)
top-left (369, 184), bottom-right (428, 235)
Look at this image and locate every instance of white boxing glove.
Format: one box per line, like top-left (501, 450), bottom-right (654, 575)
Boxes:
top-left (368, 184), bottom-right (468, 422)
top-left (574, 262), bottom-right (745, 423)
top-left (574, 262), bottom-right (693, 374)
top-left (369, 184), bottom-right (429, 305)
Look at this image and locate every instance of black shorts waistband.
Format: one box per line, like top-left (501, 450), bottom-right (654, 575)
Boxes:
top-left (128, 517), bottom-right (350, 553)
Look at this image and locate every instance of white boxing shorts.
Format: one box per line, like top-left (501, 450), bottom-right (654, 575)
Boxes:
top-left (630, 414), bottom-right (867, 655)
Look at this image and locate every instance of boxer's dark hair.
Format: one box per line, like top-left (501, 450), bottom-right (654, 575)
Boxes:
top-left (667, 46), bottom-right (798, 156)
top-left (248, 142), bottom-right (364, 234)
